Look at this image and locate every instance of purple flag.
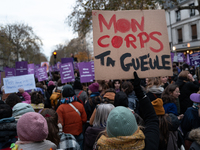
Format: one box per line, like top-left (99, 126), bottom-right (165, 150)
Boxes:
top-left (5, 68), bottom-right (15, 78)
top-left (78, 62), bottom-right (94, 83)
top-left (28, 64), bottom-right (35, 74)
top-left (189, 52), bottom-right (200, 67)
top-left (60, 63), bottom-right (75, 84)
top-left (15, 61), bottom-right (28, 76)
top-left (36, 67), bottom-right (48, 82)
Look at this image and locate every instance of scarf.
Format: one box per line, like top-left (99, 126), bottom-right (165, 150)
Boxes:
top-left (193, 103), bottom-right (199, 110)
top-left (97, 128), bottom-right (145, 150)
top-left (90, 92), bottom-right (100, 98)
top-left (60, 95), bottom-right (77, 104)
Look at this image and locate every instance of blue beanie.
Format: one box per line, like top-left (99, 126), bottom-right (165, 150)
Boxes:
top-left (106, 106), bottom-right (138, 137)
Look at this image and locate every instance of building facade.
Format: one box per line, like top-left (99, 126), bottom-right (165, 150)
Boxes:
top-left (166, 0), bottom-right (200, 56)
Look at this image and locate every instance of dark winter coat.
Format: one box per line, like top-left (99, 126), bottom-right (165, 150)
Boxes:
top-left (175, 77), bottom-right (199, 114)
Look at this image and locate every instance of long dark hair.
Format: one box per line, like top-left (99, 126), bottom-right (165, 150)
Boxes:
top-left (158, 114), bottom-right (170, 144)
top-left (31, 91), bottom-right (44, 105)
top-left (40, 108), bottom-right (60, 146)
top-left (161, 84), bottom-right (178, 104)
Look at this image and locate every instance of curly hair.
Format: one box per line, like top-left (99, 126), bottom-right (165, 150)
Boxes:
top-left (40, 108), bottom-right (60, 146)
top-left (31, 91), bottom-right (44, 105)
top-left (121, 81), bottom-right (133, 96)
top-left (5, 93), bottom-right (22, 108)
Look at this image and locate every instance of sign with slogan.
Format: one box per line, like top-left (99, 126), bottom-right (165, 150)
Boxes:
top-left (5, 68), bottom-right (15, 78)
top-left (28, 64), bottom-right (35, 74)
top-left (3, 74), bottom-right (36, 94)
top-left (78, 62), bottom-right (94, 83)
top-left (36, 67), bottom-right (48, 82)
top-left (189, 52), bottom-right (200, 67)
top-left (60, 62), bottom-right (75, 83)
top-left (16, 61), bottom-right (28, 76)
top-left (90, 61), bottom-right (95, 79)
top-left (92, 10), bottom-right (173, 80)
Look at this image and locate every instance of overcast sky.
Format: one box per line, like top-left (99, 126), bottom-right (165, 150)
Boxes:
top-left (0, 0), bottom-right (78, 60)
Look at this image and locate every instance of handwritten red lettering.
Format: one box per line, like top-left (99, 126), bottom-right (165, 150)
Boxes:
top-left (97, 35), bottom-right (110, 47)
top-left (111, 36), bottom-right (123, 48)
top-left (149, 32), bottom-right (163, 53)
top-left (124, 34), bottom-right (137, 49)
top-left (116, 19), bottom-right (131, 33)
top-left (137, 32), bottom-right (149, 48)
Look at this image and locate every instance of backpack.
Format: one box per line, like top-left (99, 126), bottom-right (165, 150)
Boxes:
top-left (77, 90), bottom-right (84, 105)
top-left (50, 89), bottom-right (61, 109)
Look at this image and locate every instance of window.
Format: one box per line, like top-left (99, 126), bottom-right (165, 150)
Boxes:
top-left (189, 3), bottom-right (195, 16)
top-left (177, 28), bottom-right (183, 43)
top-left (176, 10), bottom-right (181, 22)
top-left (191, 24), bottom-right (197, 40)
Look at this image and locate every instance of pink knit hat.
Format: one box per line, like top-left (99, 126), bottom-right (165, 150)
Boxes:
top-left (89, 82), bottom-right (99, 93)
top-left (17, 112), bottom-right (48, 141)
top-left (48, 81), bottom-right (55, 87)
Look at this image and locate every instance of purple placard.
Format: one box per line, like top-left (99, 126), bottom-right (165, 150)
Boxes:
top-left (56, 62), bottom-right (61, 71)
top-left (189, 52), bottom-right (200, 67)
top-left (28, 64), bottom-right (35, 74)
top-left (60, 62), bottom-right (75, 84)
top-left (61, 58), bottom-right (73, 64)
top-left (34, 64), bottom-right (41, 78)
top-left (15, 61), bottom-right (28, 76)
top-left (74, 62), bottom-right (79, 70)
top-left (78, 62), bottom-right (94, 83)
top-left (36, 67), bottom-right (48, 82)
top-left (90, 61), bottom-right (95, 79)
top-left (5, 68), bottom-right (15, 78)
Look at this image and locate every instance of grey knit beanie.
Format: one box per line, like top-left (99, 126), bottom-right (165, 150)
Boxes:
top-left (106, 106), bottom-right (138, 137)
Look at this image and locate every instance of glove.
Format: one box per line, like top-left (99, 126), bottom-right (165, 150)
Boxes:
top-left (133, 72), bottom-right (145, 100)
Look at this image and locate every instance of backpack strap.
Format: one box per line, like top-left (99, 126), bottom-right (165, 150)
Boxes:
top-left (69, 103), bottom-right (81, 116)
top-left (77, 90), bottom-right (84, 105)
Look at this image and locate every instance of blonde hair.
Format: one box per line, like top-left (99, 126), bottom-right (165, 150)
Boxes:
top-left (178, 70), bottom-right (190, 78)
top-left (146, 77), bottom-right (162, 88)
top-left (189, 128), bottom-right (200, 145)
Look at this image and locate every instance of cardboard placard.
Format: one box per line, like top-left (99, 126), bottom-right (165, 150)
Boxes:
top-left (3, 74), bottom-right (36, 94)
top-left (92, 10), bottom-right (173, 80)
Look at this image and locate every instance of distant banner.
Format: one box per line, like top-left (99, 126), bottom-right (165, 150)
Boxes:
top-left (90, 61), bottom-right (95, 79)
top-left (41, 62), bottom-right (49, 72)
top-left (78, 62), bottom-right (94, 83)
top-left (36, 67), bottom-right (48, 82)
top-left (5, 68), bottom-right (15, 78)
top-left (60, 62), bottom-right (75, 83)
top-left (3, 74), bottom-right (36, 94)
top-left (61, 58), bottom-right (73, 64)
top-left (16, 61), bottom-right (28, 76)
top-left (189, 52), bottom-right (200, 67)
top-left (28, 64), bottom-right (35, 74)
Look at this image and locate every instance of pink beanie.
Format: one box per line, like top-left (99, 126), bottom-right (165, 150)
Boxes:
top-left (89, 82), bottom-right (99, 93)
top-left (17, 112), bottom-right (48, 141)
top-left (48, 81), bottom-right (55, 87)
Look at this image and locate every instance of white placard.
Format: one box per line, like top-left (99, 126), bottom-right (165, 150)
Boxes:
top-left (3, 74), bottom-right (36, 94)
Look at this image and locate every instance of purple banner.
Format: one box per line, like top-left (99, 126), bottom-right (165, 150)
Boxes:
top-left (177, 53), bottom-right (186, 62)
top-left (36, 67), bottom-right (48, 82)
top-left (5, 68), bottom-right (15, 78)
top-left (186, 54), bottom-right (190, 65)
top-left (61, 58), bottom-right (73, 64)
top-left (34, 64), bottom-right (40, 78)
top-left (28, 64), bottom-right (35, 74)
top-left (60, 63), bottom-right (75, 84)
top-left (78, 62), bottom-right (94, 83)
top-left (74, 62), bottom-right (79, 70)
top-left (15, 61), bottom-right (28, 76)
top-left (189, 52), bottom-right (200, 67)
top-left (171, 52), bottom-right (174, 63)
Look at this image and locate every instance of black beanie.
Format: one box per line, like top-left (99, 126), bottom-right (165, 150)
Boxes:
top-left (62, 84), bottom-right (75, 97)
top-left (73, 78), bottom-right (83, 90)
top-left (114, 91), bottom-right (129, 107)
top-left (0, 103), bottom-right (12, 119)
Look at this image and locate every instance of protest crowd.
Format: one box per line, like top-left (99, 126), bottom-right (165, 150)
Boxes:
top-left (1, 60), bottom-right (200, 150)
